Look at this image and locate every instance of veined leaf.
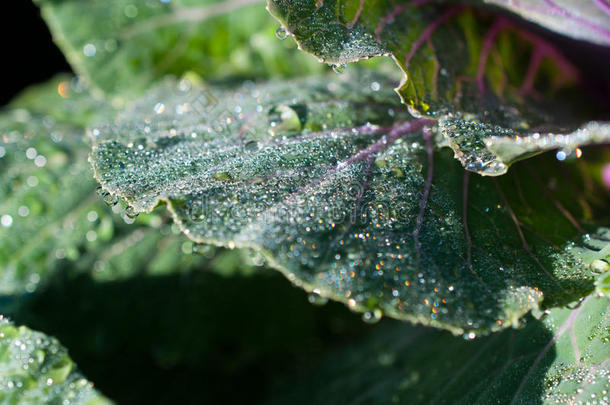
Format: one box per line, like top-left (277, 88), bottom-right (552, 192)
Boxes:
top-left (90, 74), bottom-right (610, 335)
top-left (0, 76), bottom-right (208, 301)
top-left (34, 0), bottom-right (324, 98)
top-left (268, 295), bottom-right (610, 404)
top-left (266, 0), bottom-right (610, 175)
top-left (477, 0), bottom-right (610, 47)
top-left (0, 316), bottom-right (111, 405)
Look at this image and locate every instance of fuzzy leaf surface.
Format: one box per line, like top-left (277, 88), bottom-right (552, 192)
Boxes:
top-left (91, 74), bottom-right (610, 335)
top-left (266, 0), bottom-right (610, 175)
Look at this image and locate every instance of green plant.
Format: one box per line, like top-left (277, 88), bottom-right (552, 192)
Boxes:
top-left (1, 0), bottom-right (609, 403)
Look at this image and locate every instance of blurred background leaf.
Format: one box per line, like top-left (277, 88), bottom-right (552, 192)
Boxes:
top-left (0, 317), bottom-right (112, 405)
top-left (34, 0), bottom-right (325, 99)
top-left (267, 295), bottom-right (610, 405)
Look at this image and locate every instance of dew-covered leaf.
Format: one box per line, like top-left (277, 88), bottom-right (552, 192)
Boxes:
top-left (476, 0), bottom-right (610, 47)
top-left (268, 295), bottom-right (610, 404)
top-left (0, 316), bottom-right (111, 405)
top-left (35, 0), bottom-right (324, 98)
top-left (266, 0), bottom-right (610, 175)
top-left (90, 74), bottom-right (610, 335)
top-left (0, 76), bottom-right (208, 301)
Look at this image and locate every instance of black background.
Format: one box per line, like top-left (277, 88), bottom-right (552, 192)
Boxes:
top-left (2, 1), bottom-right (72, 105)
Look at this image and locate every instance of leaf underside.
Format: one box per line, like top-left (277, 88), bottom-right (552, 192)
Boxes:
top-left (478, 0), bottom-right (610, 47)
top-left (266, 0), bottom-right (610, 175)
top-left (90, 74), bottom-right (610, 335)
top-left (268, 295), bottom-right (610, 404)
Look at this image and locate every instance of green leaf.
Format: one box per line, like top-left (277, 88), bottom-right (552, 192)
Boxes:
top-left (35, 0), bottom-right (324, 98)
top-left (475, 0), bottom-right (610, 47)
top-left (266, 1), bottom-right (610, 175)
top-left (0, 317), bottom-right (111, 405)
top-left (90, 74), bottom-right (610, 335)
top-left (268, 295), bottom-right (610, 404)
top-left (0, 76), bottom-right (208, 301)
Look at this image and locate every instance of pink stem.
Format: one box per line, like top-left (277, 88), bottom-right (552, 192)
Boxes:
top-left (518, 46), bottom-right (545, 96)
top-left (477, 18), bottom-right (511, 94)
top-left (375, 5), bottom-right (408, 43)
top-left (404, 7), bottom-right (462, 67)
top-left (347, 0), bottom-right (365, 28)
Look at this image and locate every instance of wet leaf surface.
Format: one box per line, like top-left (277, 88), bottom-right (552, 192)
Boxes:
top-left (0, 76), bottom-right (208, 302)
top-left (0, 317), bottom-right (111, 405)
top-left (266, 0), bottom-right (610, 175)
top-left (90, 74), bottom-right (610, 335)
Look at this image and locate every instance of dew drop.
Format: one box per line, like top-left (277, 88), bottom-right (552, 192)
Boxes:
top-left (275, 26), bottom-right (288, 40)
top-left (244, 140), bottom-right (260, 152)
top-left (267, 105), bottom-right (302, 135)
top-left (125, 205), bottom-right (139, 219)
top-left (362, 309), bottom-right (382, 324)
top-left (83, 43), bottom-right (96, 57)
top-left (332, 64), bottom-right (345, 74)
top-left (246, 249), bottom-right (266, 266)
top-left (98, 189), bottom-right (118, 206)
top-left (192, 244), bottom-right (213, 257)
top-left (307, 292), bottom-right (328, 306)
top-left (1, 214), bottom-right (13, 228)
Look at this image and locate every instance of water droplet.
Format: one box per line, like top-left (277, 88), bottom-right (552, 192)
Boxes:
top-left (244, 140), bottom-right (260, 152)
top-left (98, 189), bottom-right (118, 206)
top-left (1, 214), bottom-right (13, 227)
top-left (125, 205), bottom-right (139, 219)
top-left (463, 331), bottom-right (476, 340)
top-left (192, 244), bottom-right (213, 256)
top-left (267, 105), bottom-right (302, 135)
top-left (26, 147), bottom-right (37, 159)
top-left (275, 26), bottom-right (288, 40)
top-left (362, 309), bottom-right (382, 324)
top-left (332, 64), bottom-right (345, 74)
top-left (246, 249), bottom-right (266, 266)
top-left (153, 103), bottom-right (166, 114)
top-left (83, 43), bottom-right (96, 57)
top-left (307, 292), bottom-right (328, 306)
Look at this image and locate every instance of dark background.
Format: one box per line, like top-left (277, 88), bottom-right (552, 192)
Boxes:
top-left (2, 1), bottom-right (72, 105)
